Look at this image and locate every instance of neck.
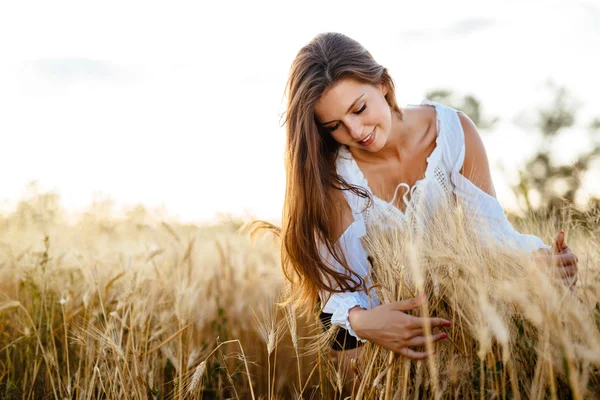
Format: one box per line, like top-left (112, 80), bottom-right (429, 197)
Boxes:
top-left (352, 107), bottom-right (410, 163)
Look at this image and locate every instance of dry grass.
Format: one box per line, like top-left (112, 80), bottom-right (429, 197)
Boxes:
top-left (317, 198), bottom-right (600, 399)
top-left (1, 196), bottom-right (600, 399)
top-left (0, 204), bottom-right (321, 399)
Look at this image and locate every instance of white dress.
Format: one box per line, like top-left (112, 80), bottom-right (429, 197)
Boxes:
top-left (319, 100), bottom-right (551, 342)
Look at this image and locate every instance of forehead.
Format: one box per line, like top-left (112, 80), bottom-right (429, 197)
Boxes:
top-left (314, 78), bottom-right (372, 122)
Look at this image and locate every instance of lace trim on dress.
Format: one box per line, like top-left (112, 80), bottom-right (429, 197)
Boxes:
top-left (337, 100), bottom-right (444, 219)
top-left (324, 100), bottom-right (551, 343)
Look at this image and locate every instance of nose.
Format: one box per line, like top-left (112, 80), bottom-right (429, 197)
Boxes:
top-left (347, 118), bottom-right (364, 140)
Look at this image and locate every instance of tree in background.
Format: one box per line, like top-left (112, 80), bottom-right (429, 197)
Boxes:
top-left (425, 89), bottom-right (499, 130)
top-left (425, 84), bottom-right (600, 218)
top-left (513, 81), bottom-right (600, 214)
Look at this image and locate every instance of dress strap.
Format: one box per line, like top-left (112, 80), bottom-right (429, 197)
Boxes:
top-left (419, 99), bottom-right (466, 175)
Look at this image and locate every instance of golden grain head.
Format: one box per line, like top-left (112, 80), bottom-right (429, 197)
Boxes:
top-left (2, 196), bottom-right (600, 398)
top-left (188, 361), bottom-right (206, 394)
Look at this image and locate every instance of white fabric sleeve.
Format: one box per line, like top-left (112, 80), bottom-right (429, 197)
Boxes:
top-left (447, 108), bottom-right (551, 253)
top-left (318, 215), bottom-right (379, 342)
top-left (451, 171), bottom-right (551, 253)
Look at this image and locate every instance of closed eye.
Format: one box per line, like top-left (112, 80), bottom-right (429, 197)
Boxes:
top-left (325, 103), bottom-right (367, 133)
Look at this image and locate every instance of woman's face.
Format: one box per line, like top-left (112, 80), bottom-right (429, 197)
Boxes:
top-left (314, 78), bottom-right (392, 152)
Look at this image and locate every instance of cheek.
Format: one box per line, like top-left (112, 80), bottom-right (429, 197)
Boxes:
top-left (331, 131), bottom-right (348, 144)
top-left (380, 104), bottom-right (392, 127)
top-left (372, 100), bottom-right (391, 125)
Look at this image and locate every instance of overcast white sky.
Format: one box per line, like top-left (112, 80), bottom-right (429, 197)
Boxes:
top-left (0, 0), bottom-right (599, 223)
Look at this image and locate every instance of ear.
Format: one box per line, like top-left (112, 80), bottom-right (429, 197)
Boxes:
top-left (379, 82), bottom-right (388, 96)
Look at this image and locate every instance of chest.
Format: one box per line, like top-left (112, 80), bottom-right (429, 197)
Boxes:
top-left (357, 127), bottom-right (438, 210)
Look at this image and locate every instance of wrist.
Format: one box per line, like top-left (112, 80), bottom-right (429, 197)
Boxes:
top-left (348, 306), bottom-right (368, 338)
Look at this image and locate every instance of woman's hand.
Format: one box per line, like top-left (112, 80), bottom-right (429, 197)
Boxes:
top-left (348, 295), bottom-right (451, 359)
top-left (533, 231), bottom-right (578, 287)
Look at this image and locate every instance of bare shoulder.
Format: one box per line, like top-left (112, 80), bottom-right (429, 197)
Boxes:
top-left (456, 111), bottom-right (497, 198)
top-left (456, 111), bottom-right (483, 164)
top-left (456, 110), bottom-right (477, 136)
top-left (403, 104), bottom-right (438, 147)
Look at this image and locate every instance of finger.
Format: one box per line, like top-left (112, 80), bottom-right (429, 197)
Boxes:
top-left (409, 316), bottom-right (452, 330)
top-left (556, 245), bottom-right (573, 258)
top-left (406, 332), bottom-right (448, 347)
top-left (397, 347), bottom-right (433, 360)
top-left (554, 252), bottom-right (578, 267)
top-left (558, 247), bottom-right (579, 263)
top-left (554, 264), bottom-right (578, 278)
top-left (410, 321), bottom-right (451, 337)
top-left (536, 252), bottom-right (578, 268)
top-left (392, 294), bottom-right (426, 312)
top-left (553, 231), bottom-right (565, 252)
top-left (429, 317), bottom-right (452, 329)
top-left (408, 328), bottom-right (424, 337)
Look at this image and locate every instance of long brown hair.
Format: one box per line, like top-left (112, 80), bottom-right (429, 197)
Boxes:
top-left (253, 32), bottom-right (403, 314)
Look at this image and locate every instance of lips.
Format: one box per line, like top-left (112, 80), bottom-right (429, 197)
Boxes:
top-left (359, 128), bottom-right (376, 147)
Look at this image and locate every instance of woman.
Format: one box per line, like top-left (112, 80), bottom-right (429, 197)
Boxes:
top-left (272, 32), bottom-right (578, 358)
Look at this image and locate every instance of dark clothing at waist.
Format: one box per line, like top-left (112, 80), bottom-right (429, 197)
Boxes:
top-left (319, 311), bottom-right (364, 351)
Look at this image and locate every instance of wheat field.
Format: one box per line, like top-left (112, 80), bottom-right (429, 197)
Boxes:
top-left (1, 197), bottom-right (600, 399)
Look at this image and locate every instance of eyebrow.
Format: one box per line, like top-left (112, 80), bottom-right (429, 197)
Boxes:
top-left (319, 93), bottom-right (365, 126)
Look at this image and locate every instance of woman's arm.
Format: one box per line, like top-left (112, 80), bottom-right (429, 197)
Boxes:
top-left (319, 187), bottom-right (374, 341)
top-left (321, 187), bottom-right (451, 357)
top-left (457, 111), bottom-right (496, 198)
top-left (455, 111), bottom-right (578, 287)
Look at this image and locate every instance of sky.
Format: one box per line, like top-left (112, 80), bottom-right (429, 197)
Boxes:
top-left (0, 0), bottom-right (599, 223)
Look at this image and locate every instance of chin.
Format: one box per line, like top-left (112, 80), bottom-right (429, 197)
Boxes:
top-left (368, 143), bottom-right (384, 152)
top-left (367, 136), bottom-right (386, 152)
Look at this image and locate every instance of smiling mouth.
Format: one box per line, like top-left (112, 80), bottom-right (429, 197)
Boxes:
top-left (359, 128), bottom-right (375, 145)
